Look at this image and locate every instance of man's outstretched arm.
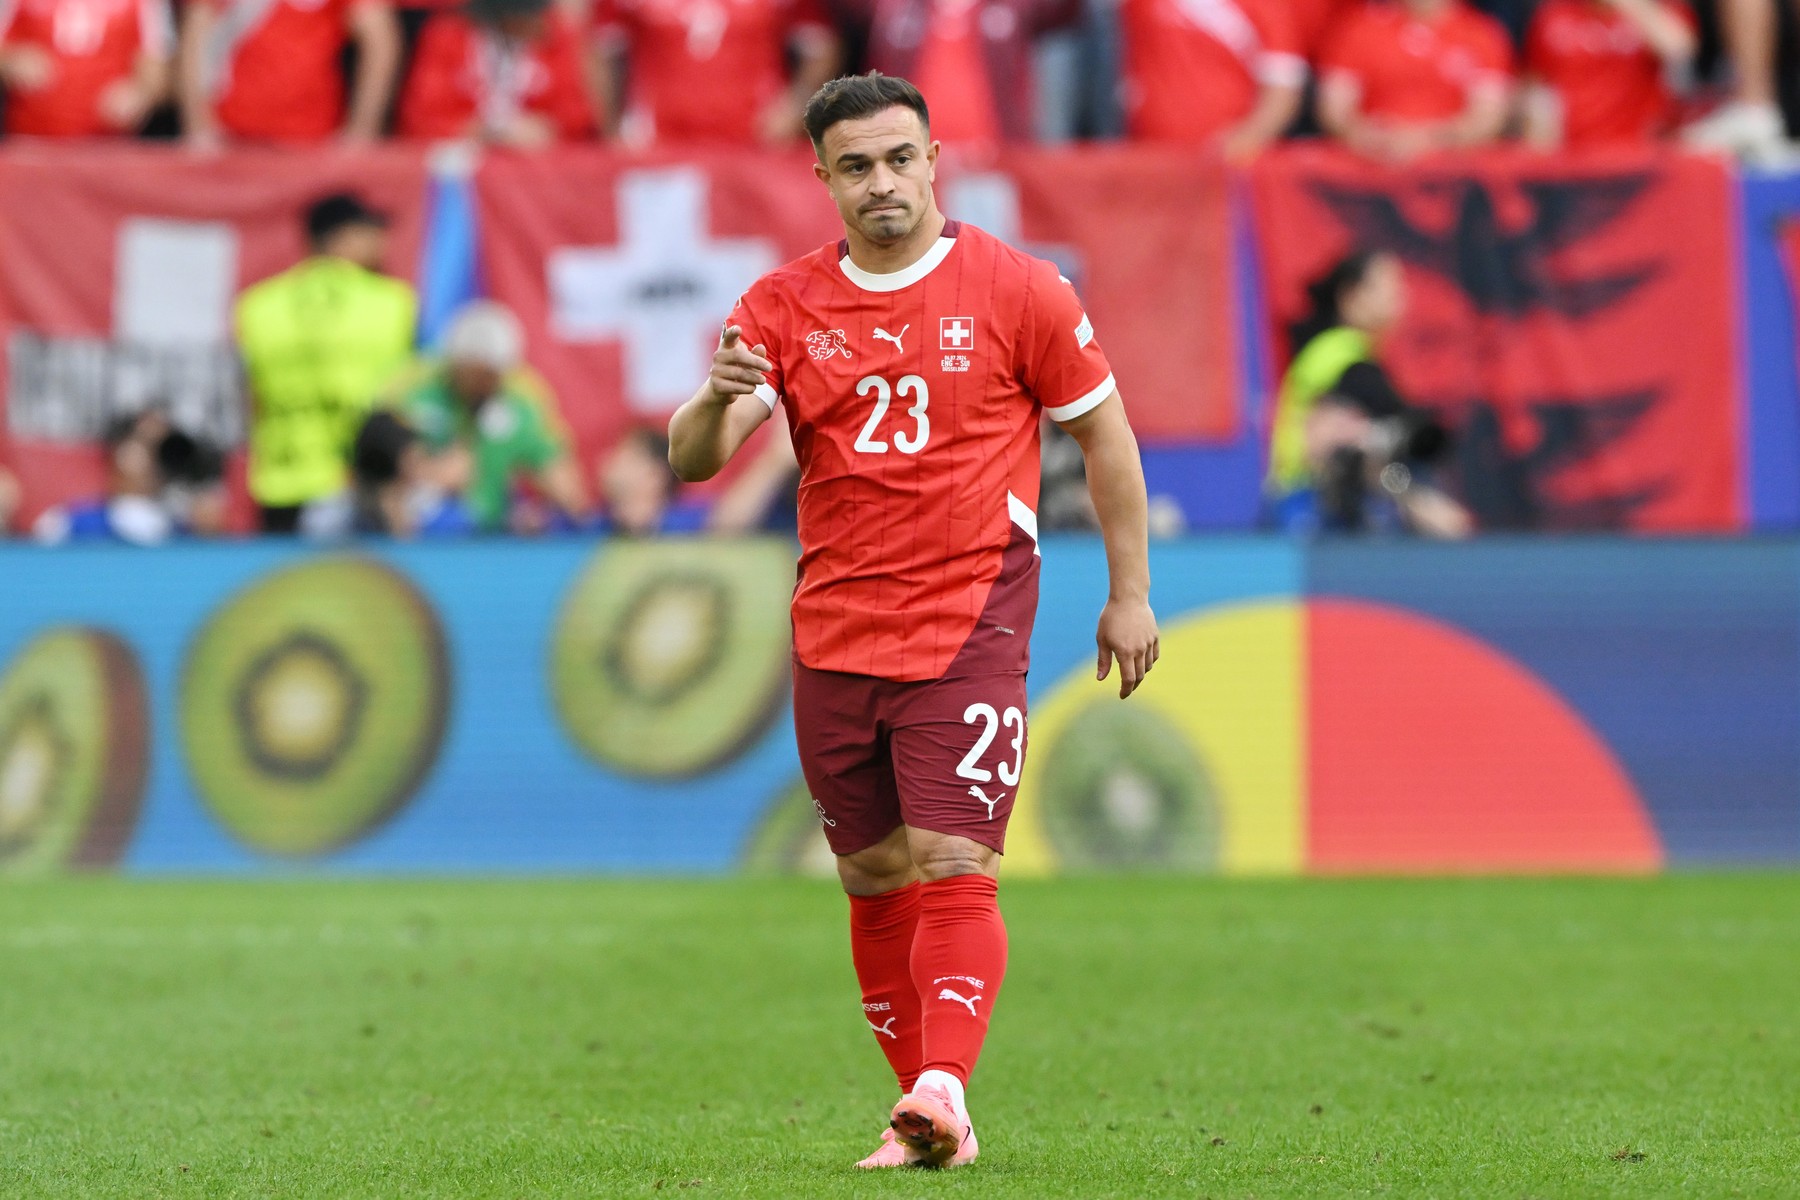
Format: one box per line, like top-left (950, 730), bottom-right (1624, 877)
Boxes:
top-left (669, 326), bottom-right (776, 482)
top-left (1061, 393), bottom-right (1159, 698)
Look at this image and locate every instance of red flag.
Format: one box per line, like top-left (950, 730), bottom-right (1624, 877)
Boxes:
top-left (1252, 144), bottom-right (1741, 532)
top-left (0, 142), bottom-right (429, 522)
top-left (475, 144), bottom-right (1244, 475)
top-left (476, 148), bottom-right (841, 477)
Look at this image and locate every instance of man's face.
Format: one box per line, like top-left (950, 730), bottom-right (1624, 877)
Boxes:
top-left (447, 361), bottom-right (504, 408)
top-left (813, 107), bottom-right (938, 247)
top-left (601, 437), bottom-right (672, 536)
top-left (322, 222), bottom-right (388, 272)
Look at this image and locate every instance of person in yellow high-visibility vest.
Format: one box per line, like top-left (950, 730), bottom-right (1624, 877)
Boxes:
top-left (235, 192), bottom-right (417, 534)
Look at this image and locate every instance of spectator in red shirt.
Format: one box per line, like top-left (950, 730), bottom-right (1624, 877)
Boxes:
top-left (1522, 0), bottom-right (1695, 149)
top-left (397, 0), bottom-right (596, 144)
top-left (1289, 0), bottom-right (1351, 59)
top-left (856, 0), bottom-right (1080, 145)
top-left (589, 0), bottom-right (839, 146)
top-left (1118, 0), bottom-right (1306, 160)
top-left (1318, 0), bottom-right (1513, 161)
top-left (178, 0), bottom-right (401, 144)
top-left (0, 0), bottom-right (172, 136)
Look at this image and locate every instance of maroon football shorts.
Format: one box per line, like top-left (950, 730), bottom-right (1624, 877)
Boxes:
top-left (792, 662), bottom-right (1029, 856)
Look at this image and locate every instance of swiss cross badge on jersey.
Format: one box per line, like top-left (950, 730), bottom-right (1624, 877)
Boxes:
top-left (940, 316), bottom-right (975, 373)
top-left (806, 329), bottom-right (852, 361)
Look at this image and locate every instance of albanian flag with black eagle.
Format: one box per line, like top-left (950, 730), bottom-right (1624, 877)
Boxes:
top-left (1252, 146), bottom-right (1742, 532)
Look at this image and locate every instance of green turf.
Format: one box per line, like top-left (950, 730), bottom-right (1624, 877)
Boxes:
top-left (2, 876), bottom-right (1796, 1198)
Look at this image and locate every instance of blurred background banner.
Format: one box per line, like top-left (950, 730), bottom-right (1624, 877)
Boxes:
top-left (3, 536), bottom-right (1797, 878)
top-left (1252, 146), bottom-right (1742, 533)
top-left (471, 146), bottom-right (1243, 474)
top-left (0, 144), bottom-right (432, 519)
top-left (6, 146), bottom-right (1800, 531)
top-left (474, 149), bottom-right (841, 470)
top-left (935, 146), bottom-right (1242, 441)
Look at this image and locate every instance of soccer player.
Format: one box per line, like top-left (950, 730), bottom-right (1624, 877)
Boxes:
top-left (667, 72), bottom-right (1159, 1169)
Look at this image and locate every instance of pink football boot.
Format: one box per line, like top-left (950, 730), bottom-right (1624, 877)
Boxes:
top-left (889, 1083), bottom-right (979, 1167)
top-left (854, 1126), bottom-right (913, 1169)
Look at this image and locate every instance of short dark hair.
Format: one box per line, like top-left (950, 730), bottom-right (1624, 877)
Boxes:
top-left (305, 191), bottom-right (387, 248)
top-left (353, 411), bottom-right (419, 487)
top-left (802, 73), bottom-right (930, 152)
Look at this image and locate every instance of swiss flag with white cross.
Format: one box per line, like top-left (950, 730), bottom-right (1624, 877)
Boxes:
top-left (939, 316), bottom-right (975, 351)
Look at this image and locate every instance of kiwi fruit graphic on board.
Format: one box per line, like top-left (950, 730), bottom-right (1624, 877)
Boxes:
top-left (0, 627), bottom-right (149, 874)
top-left (551, 539), bottom-right (793, 778)
top-left (179, 557), bottom-right (450, 857)
top-left (1035, 700), bottom-right (1220, 869)
top-left (739, 776), bottom-right (837, 877)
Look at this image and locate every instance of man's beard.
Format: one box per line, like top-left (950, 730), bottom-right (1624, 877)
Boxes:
top-left (858, 203), bottom-right (915, 243)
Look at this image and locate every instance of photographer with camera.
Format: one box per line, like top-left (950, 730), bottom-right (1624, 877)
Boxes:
top-left (1265, 250), bottom-right (1471, 538)
top-left (33, 410), bottom-right (229, 545)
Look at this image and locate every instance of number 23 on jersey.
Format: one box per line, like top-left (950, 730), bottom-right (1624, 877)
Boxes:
top-left (853, 374), bottom-right (930, 455)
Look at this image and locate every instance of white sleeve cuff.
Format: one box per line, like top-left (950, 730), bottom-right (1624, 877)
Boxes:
top-left (1045, 373), bottom-right (1115, 423)
top-left (754, 382), bottom-right (780, 410)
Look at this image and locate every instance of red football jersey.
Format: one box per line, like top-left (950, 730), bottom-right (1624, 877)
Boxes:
top-left (1526, 0), bottom-right (1689, 146)
top-left (1320, 1), bottom-right (1513, 123)
top-left (0, 0), bottom-right (171, 136)
top-left (727, 221), bottom-right (1115, 682)
top-left (396, 10), bottom-right (595, 141)
top-left (197, 0), bottom-right (356, 140)
top-left (1120, 0), bottom-right (1306, 143)
top-left (593, 0), bottom-right (829, 144)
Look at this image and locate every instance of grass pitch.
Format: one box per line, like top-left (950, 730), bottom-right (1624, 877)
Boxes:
top-left (2, 876), bottom-right (1796, 1198)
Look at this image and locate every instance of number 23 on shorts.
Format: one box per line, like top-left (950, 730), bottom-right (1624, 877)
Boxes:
top-left (956, 702), bottom-right (1024, 787)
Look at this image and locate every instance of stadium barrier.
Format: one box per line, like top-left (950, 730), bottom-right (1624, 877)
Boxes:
top-left (4, 144), bottom-right (1800, 532)
top-left (2, 536), bottom-right (1793, 876)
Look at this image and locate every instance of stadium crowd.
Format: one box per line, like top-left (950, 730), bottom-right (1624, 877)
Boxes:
top-left (0, 0), bottom-right (1791, 541)
top-left (0, 0), bottom-right (1789, 160)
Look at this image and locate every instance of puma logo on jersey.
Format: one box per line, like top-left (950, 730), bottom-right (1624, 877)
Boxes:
top-left (873, 324), bottom-right (909, 354)
top-left (868, 1016), bottom-right (899, 1039)
top-left (938, 987), bottom-right (981, 1016)
top-left (967, 785), bottom-right (1005, 821)
top-left (806, 329), bottom-right (852, 360)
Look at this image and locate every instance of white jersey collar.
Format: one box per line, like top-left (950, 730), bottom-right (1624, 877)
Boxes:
top-left (837, 221), bottom-right (960, 293)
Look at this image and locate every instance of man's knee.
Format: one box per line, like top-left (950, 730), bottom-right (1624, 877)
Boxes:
top-left (837, 827), bottom-right (915, 895)
top-left (908, 829), bottom-right (999, 882)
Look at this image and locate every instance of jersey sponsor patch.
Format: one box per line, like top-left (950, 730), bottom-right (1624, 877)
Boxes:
top-left (806, 329), bottom-right (852, 360)
top-left (1074, 313), bottom-right (1094, 348)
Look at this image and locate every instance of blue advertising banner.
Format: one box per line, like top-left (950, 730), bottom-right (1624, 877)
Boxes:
top-left (2, 537), bottom-right (1796, 875)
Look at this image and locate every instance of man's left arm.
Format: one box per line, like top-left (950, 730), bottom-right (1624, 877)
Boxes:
top-left (342, 0), bottom-right (401, 142)
top-left (1060, 395), bottom-right (1159, 699)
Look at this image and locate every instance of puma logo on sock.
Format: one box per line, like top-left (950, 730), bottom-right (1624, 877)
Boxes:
top-left (938, 987), bottom-right (981, 1016)
top-left (868, 1016), bottom-right (899, 1039)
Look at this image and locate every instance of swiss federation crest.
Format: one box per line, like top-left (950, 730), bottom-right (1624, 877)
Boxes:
top-left (806, 329), bottom-right (852, 361)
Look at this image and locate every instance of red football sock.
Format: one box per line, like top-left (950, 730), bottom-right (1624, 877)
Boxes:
top-left (910, 874), bottom-right (1008, 1086)
top-left (848, 882), bottom-right (924, 1092)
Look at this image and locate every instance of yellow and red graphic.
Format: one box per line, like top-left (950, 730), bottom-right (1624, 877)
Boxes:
top-left (1013, 597), bottom-right (1661, 875)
